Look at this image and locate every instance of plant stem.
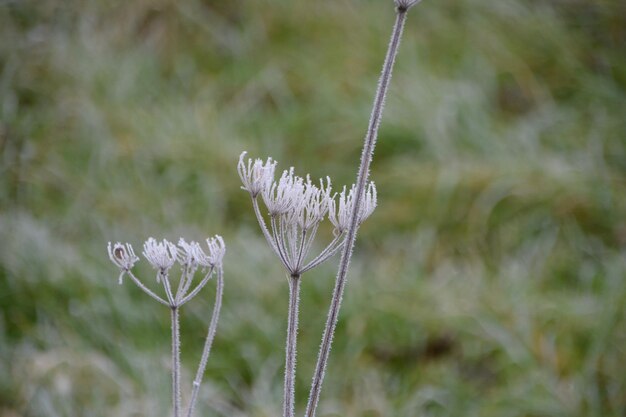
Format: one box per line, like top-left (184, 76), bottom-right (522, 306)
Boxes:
top-left (171, 306), bottom-right (182, 417)
top-left (186, 267), bottom-right (224, 417)
top-left (304, 8), bottom-right (410, 417)
top-left (284, 274), bottom-right (301, 417)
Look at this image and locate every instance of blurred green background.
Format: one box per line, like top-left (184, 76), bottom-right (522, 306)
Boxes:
top-left (1, 0), bottom-right (626, 416)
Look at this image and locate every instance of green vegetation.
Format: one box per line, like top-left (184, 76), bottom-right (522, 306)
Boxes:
top-left (1, 0), bottom-right (625, 416)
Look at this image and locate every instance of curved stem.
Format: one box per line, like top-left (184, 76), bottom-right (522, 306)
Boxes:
top-left (301, 234), bottom-right (345, 274)
top-left (125, 270), bottom-right (169, 306)
top-left (272, 216), bottom-right (293, 270)
top-left (284, 275), bottom-right (301, 417)
top-left (179, 266), bottom-right (215, 306)
top-left (177, 265), bottom-right (196, 304)
top-left (171, 306), bottom-right (182, 417)
top-left (186, 267), bottom-right (224, 417)
top-left (252, 197), bottom-right (285, 262)
top-left (305, 8), bottom-right (411, 417)
top-left (295, 229), bottom-right (307, 272)
top-left (162, 272), bottom-right (177, 306)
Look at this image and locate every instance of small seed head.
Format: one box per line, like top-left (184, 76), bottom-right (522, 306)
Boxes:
top-left (238, 151), bottom-right (277, 197)
top-left (143, 238), bottom-right (178, 277)
top-left (107, 242), bottom-right (139, 282)
top-left (328, 182), bottom-right (377, 234)
top-left (205, 235), bottom-right (226, 267)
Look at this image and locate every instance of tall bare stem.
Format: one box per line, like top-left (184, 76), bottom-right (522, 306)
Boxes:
top-left (304, 4), bottom-right (416, 417)
top-left (171, 306), bottom-right (182, 417)
top-left (284, 274), bottom-right (301, 417)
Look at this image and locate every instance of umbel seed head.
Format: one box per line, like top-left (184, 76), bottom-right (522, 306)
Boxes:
top-left (238, 151), bottom-right (277, 197)
top-left (328, 182), bottom-right (377, 234)
top-left (107, 242), bottom-right (139, 282)
top-left (143, 238), bottom-right (178, 278)
top-left (205, 235), bottom-right (226, 267)
top-left (177, 236), bottom-right (225, 269)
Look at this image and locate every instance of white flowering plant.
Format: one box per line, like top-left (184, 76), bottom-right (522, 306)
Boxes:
top-left (105, 1), bottom-right (423, 416)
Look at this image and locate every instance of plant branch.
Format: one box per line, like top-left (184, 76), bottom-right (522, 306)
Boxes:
top-left (125, 270), bottom-right (169, 306)
top-left (284, 274), bottom-right (301, 417)
top-left (186, 267), bottom-right (224, 417)
top-left (179, 266), bottom-right (215, 306)
top-left (304, 7), bottom-right (412, 417)
top-left (252, 197), bottom-right (287, 265)
top-left (171, 306), bottom-right (182, 417)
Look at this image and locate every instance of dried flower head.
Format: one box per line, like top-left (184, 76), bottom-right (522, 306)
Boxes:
top-left (143, 238), bottom-right (178, 277)
top-left (262, 167), bottom-right (305, 217)
top-left (238, 151), bottom-right (277, 197)
top-left (177, 238), bottom-right (205, 269)
top-left (107, 242), bottom-right (139, 283)
top-left (328, 182), bottom-right (377, 234)
top-left (241, 153), bottom-right (353, 275)
top-left (205, 235), bottom-right (226, 267)
top-left (296, 176), bottom-right (332, 230)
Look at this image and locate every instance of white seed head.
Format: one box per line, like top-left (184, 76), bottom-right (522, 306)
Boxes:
top-left (361, 181), bottom-right (378, 223)
top-left (205, 235), bottom-right (226, 267)
top-left (177, 238), bottom-right (205, 269)
top-left (295, 176), bottom-right (332, 230)
top-left (238, 151), bottom-right (277, 197)
top-left (262, 167), bottom-right (305, 216)
top-left (328, 181), bottom-right (377, 234)
top-left (107, 242), bottom-right (139, 282)
top-left (142, 238), bottom-right (178, 275)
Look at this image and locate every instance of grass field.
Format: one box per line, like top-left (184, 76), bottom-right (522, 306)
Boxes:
top-left (1, 0), bottom-right (626, 416)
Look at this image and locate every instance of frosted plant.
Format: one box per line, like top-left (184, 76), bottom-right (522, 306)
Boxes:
top-left (107, 236), bottom-right (225, 417)
top-left (328, 183), bottom-right (378, 235)
top-left (104, 1), bottom-right (423, 416)
top-left (304, 2), bottom-right (424, 416)
top-left (239, 152), bottom-right (376, 417)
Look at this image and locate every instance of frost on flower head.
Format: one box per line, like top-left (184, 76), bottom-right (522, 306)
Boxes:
top-left (143, 238), bottom-right (178, 277)
top-left (177, 238), bottom-right (204, 269)
top-left (238, 151), bottom-right (277, 197)
top-left (107, 242), bottom-right (139, 282)
top-left (262, 167), bottom-right (305, 217)
top-left (205, 235), bottom-right (226, 267)
top-left (329, 182), bottom-right (377, 234)
top-left (294, 176), bottom-right (332, 230)
top-left (241, 152), bottom-right (351, 274)
top-left (176, 236), bottom-right (225, 269)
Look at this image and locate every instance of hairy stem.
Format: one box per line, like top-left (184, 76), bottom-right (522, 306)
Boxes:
top-left (179, 266), bottom-right (215, 306)
top-left (284, 275), bottom-right (301, 417)
top-left (186, 267), bottom-right (224, 417)
top-left (126, 270), bottom-right (169, 306)
top-left (171, 307), bottom-right (182, 417)
top-left (304, 8), bottom-right (411, 417)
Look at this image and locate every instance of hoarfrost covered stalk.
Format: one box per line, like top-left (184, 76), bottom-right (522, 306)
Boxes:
top-left (106, 236), bottom-right (225, 417)
top-left (238, 153), bottom-right (376, 417)
top-left (187, 263), bottom-right (225, 417)
top-left (305, 2), bottom-right (422, 416)
top-left (171, 306), bottom-right (181, 417)
top-left (284, 274), bottom-right (301, 417)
